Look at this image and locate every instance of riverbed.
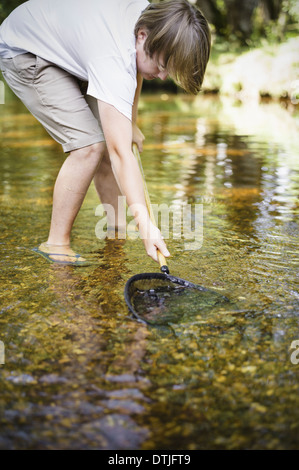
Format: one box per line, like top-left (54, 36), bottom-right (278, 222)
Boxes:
top-left (0, 90), bottom-right (298, 449)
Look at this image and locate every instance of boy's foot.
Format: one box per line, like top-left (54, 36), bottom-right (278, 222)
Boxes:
top-left (33, 242), bottom-right (88, 266)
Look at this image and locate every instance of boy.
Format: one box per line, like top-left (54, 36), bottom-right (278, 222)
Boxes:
top-left (0, 0), bottom-right (210, 265)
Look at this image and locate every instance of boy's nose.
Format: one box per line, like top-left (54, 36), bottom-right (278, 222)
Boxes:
top-left (157, 70), bottom-right (168, 81)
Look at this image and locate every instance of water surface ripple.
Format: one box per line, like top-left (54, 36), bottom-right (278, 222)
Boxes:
top-left (0, 93), bottom-right (298, 449)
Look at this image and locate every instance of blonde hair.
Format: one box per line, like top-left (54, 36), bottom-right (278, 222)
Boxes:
top-left (135, 0), bottom-right (211, 94)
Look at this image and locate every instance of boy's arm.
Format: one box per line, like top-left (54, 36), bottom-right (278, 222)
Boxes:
top-left (132, 72), bottom-right (145, 152)
top-left (97, 99), bottom-right (170, 262)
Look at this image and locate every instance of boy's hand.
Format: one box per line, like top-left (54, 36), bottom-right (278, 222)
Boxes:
top-left (132, 123), bottom-right (145, 152)
top-left (139, 219), bottom-right (170, 263)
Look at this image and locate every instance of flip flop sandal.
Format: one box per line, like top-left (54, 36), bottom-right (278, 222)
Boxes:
top-left (32, 247), bottom-right (90, 266)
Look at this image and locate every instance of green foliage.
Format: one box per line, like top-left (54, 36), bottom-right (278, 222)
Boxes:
top-left (251, 0), bottom-right (299, 45)
top-left (0, 0), bottom-right (25, 24)
top-left (195, 0), bottom-right (298, 46)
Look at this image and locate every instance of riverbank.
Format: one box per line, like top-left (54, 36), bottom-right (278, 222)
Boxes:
top-left (203, 36), bottom-right (299, 103)
top-left (142, 36), bottom-right (298, 105)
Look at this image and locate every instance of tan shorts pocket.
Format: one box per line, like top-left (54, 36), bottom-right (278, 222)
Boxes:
top-left (12, 53), bottom-right (38, 81)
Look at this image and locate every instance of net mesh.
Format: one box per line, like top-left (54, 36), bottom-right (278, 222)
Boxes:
top-left (126, 276), bottom-right (228, 325)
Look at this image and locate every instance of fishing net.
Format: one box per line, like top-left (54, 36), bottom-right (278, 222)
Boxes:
top-left (125, 273), bottom-right (229, 326)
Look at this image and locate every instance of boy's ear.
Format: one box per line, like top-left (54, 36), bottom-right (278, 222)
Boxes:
top-left (137, 28), bottom-right (148, 42)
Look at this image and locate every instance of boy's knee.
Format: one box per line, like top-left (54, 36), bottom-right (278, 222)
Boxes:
top-left (71, 142), bottom-right (106, 164)
top-left (84, 142), bottom-right (105, 157)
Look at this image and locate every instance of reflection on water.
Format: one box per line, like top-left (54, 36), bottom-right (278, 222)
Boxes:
top-left (0, 90), bottom-right (299, 449)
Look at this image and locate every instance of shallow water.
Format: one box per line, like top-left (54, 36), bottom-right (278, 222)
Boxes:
top-left (0, 88), bottom-right (299, 449)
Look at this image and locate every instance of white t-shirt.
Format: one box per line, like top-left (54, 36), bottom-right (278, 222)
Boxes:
top-left (0, 0), bottom-right (149, 120)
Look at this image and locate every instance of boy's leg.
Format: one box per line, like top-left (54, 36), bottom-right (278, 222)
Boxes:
top-left (85, 95), bottom-right (126, 235)
top-left (0, 54), bottom-right (106, 262)
top-left (45, 142), bottom-right (106, 262)
top-left (93, 148), bottom-right (126, 235)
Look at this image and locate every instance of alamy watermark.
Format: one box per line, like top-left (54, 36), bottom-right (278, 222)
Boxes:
top-left (290, 340), bottom-right (299, 365)
top-left (0, 340), bottom-right (4, 365)
top-left (95, 196), bottom-right (203, 250)
top-left (0, 80), bottom-right (5, 104)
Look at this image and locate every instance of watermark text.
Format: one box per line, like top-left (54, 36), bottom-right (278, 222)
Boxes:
top-left (0, 80), bottom-right (5, 104)
top-left (95, 197), bottom-right (203, 250)
top-left (290, 340), bottom-right (299, 365)
top-left (0, 340), bottom-right (4, 364)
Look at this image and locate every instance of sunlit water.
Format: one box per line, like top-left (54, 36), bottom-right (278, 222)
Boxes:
top-left (0, 87), bottom-right (299, 449)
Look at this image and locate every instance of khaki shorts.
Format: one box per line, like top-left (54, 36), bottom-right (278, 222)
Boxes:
top-left (0, 53), bottom-right (105, 153)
